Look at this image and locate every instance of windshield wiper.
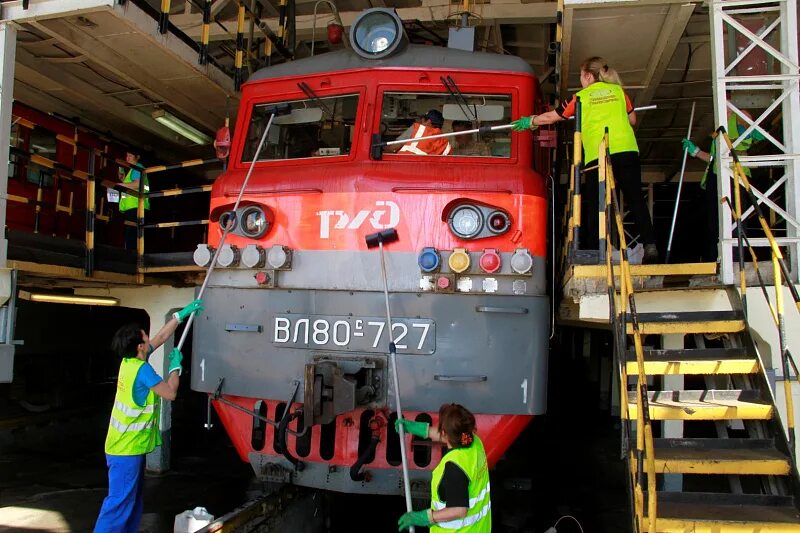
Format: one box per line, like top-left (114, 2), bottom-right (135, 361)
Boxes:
top-left (297, 81), bottom-right (334, 119)
top-left (441, 76), bottom-right (477, 121)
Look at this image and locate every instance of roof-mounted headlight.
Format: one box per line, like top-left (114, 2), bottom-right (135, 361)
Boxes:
top-left (349, 8), bottom-right (407, 60)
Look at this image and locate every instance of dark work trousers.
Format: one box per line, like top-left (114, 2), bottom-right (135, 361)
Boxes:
top-left (122, 209), bottom-right (137, 251)
top-left (580, 151), bottom-right (655, 250)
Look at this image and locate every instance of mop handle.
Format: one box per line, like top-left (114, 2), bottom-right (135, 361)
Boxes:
top-left (378, 105), bottom-right (657, 147)
top-left (378, 241), bottom-right (416, 532)
top-left (665, 101), bottom-right (696, 263)
top-left (380, 124), bottom-right (513, 147)
top-left (176, 113), bottom-right (276, 352)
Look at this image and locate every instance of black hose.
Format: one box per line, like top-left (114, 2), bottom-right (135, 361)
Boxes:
top-left (350, 435), bottom-right (380, 481)
top-left (277, 410), bottom-right (304, 471)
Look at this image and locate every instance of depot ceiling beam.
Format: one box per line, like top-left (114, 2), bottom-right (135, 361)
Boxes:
top-left (26, 17), bottom-right (224, 132)
top-left (13, 47), bottom-right (183, 145)
top-left (633, 3), bottom-right (695, 120)
top-left (171, 1), bottom-right (557, 41)
top-left (211, 0), bottom-right (235, 17)
top-left (0, 0), bottom-right (113, 22)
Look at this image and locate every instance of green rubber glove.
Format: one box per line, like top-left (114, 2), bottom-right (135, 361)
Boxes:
top-left (173, 299), bottom-right (204, 324)
top-left (682, 138), bottom-right (700, 157)
top-left (511, 115), bottom-right (538, 132)
top-left (395, 418), bottom-right (430, 439)
top-left (398, 510), bottom-right (432, 531)
top-left (168, 347), bottom-right (183, 375)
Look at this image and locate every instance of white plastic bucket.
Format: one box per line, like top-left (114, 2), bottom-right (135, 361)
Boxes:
top-left (174, 506), bottom-right (214, 533)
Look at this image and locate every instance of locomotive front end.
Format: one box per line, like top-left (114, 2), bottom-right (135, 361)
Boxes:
top-left (191, 16), bottom-right (549, 495)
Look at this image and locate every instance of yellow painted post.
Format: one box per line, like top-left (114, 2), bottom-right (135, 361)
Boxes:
top-left (199, 0), bottom-right (212, 64)
top-left (136, 170), bottom-right (146, 285)
top-left (159, 0), bottom-right (172, 34)
top-left (235, 3), bottom-right (246, 91)
top-left (85, 150), bottom-right (96, 276)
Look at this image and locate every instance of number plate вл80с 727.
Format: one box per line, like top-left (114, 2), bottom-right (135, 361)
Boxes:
top-left (270, 314), bottom-right (436, 355)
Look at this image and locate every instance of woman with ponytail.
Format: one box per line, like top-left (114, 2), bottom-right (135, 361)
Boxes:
top-left (396, 404), bottom-right (491, 532)
top-left (512, 56), bottom-right (658, 263)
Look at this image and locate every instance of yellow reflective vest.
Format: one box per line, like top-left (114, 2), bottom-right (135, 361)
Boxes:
top-left (576, 81), bottom-right (638, 164)
top-left (430, 435), bottom-right (491, 532)
top-left (119, 169), bottom-right (150, 213)
top-left (104, 358), bottom-right (160, 456)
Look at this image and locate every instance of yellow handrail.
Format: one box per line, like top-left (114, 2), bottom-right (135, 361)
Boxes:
top-left (600, 132), bottom-right (657, 531)
top-left (718, 128), bottom-right (796, 454)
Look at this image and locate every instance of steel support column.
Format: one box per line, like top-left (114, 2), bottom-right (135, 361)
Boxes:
top-left (711, 0), bottom-right (800, 284)
top-left (0, 23), bottom-right (15, 268)
top-left (0, 23), bottom-right (14, 383)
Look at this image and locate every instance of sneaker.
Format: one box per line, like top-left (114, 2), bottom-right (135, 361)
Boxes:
top-left (643, 244), bottom-right (659, 264)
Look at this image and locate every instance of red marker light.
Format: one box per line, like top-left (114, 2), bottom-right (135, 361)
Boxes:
top-left (437, 276), bottom-right (451, 289)
top-left (487, 211), bottom-right (510, 234)
top-left (254, 271), bottom-right (270, 285)
top-left (479, 249), bottom-right (502, 273)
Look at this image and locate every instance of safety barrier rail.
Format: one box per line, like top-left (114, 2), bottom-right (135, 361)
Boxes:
top-left (599, 131), bottom-right (658, 532)
top-left (8, 115), bottom-right (214, 282)
top-left (719, 126), bottom-right (798, 455)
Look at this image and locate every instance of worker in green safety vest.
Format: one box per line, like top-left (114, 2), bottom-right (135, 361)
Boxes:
top-left (682, 112), bottom-right (763, 261)
top-left (94, 298), bottom-right (203, 533)
top-left (396, 404), bottom-right (491, 532)
top-left (118, 152), bottom-right (149, 250)
top-left (512, 56), bottom-right (658, 263)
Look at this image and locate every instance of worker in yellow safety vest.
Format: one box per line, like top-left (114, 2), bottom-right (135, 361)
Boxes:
top-left (512, 56), bottom-right (658, 263)
top-left (682, 112), bottom-right (762, 262)
top-left (118, 152), bottom-right (150, 250)
top-left (94, 298), bottom-right (203, 533)
top-left (390, 109), bottom-right (453, 156)
top-left (396, 404), bottom-right (491, 532)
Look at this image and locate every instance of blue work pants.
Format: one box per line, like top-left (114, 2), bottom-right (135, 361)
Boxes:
top-left (94, 454), bottom-right (146, 533)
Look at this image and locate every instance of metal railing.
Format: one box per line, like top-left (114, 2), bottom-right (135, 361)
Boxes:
top-left (599, 131), bottom-right (657, 532)
top-left (9, 114), bottom-right (214, 282)
top-left (719, 125), bottom-right (798, 455)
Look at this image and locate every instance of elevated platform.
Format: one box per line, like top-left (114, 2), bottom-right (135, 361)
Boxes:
top-left (559, 262), bottom-right (720, 327)
top-left (8, 231), bottom-right (200, 288)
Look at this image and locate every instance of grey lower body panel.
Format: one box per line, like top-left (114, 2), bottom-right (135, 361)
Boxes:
top-left (249, 452), bottom-right (432, 497)
top-left (192, 289), bottom-right (549, 415)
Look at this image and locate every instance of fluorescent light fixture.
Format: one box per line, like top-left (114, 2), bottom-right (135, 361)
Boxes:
top-left (23, 291), bottom-right (120, 306)
top-left (152, 109), bottom-right (212, 145)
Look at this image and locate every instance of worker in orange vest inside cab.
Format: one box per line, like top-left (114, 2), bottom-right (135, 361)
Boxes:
top-left (392, 109), bottom-right (452, 156)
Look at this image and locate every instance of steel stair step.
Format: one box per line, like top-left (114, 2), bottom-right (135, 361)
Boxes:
top-left (625, 347), bottom-right (757, 375)
top-left (642, 438), bottom-right (791, 475)
top-left (625, 310), bottom-right (746, 335)
top-left (625, 390), bottom-right (773, 421)
top-left (642, 492), bottom-right (800, 532)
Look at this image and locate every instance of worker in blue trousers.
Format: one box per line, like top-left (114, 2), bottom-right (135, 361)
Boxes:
top-left (94, 299), bottom-right (203, 533)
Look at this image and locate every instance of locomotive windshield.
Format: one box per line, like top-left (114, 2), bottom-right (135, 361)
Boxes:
top-left (242, 94), bottom-right (359, 162)
top-left (381, 92), bottom-right (512, 157)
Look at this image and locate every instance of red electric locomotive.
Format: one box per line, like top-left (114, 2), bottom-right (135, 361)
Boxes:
top-left (191, 8), bottom-right (550, 495)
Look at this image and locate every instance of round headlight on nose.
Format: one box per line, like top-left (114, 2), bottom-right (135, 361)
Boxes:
top-left (240, 206), bottom-right (269, 238)
top-left (448, 205), bottom-right (483, 240)
top-left (349, 8), bottom-right (407, 59)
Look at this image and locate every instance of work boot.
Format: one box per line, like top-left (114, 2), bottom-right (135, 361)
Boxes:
top-left (643, 244), bottom-right (659, 264)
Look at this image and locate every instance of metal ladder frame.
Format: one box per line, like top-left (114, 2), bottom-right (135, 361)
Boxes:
top-left (710, 0), bottom-right (800, 284)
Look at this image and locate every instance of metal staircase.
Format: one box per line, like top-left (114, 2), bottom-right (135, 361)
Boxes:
top-left (599, 132), bottom-right (800, 532)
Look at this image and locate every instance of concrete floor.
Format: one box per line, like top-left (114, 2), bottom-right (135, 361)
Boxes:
top-left (0, 395), bottom-right (254, 533)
